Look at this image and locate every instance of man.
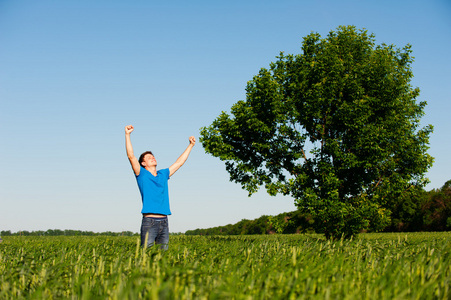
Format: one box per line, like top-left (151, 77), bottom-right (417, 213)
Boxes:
top-left (125, 125), bottom-right (195, 249)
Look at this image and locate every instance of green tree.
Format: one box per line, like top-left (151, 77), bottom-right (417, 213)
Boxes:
top-left (383, 184), bottom-right (426, 232)
top-left (200, 26), bottom-right (433, 239)
top-left (421, 180), bottom-right (451, 231)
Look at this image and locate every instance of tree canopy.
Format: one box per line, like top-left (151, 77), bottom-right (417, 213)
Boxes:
top-left (200, 26), bottom-right (433, 239)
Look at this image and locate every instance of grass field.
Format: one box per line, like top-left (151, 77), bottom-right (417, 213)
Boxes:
top-left (0, 232), bottom-right (450, 299)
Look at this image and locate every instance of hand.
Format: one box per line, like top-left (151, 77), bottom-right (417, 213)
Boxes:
top-left (189, 136), bottom-right (196, 146)
top-left (125, 125), bottom-right (134, 135)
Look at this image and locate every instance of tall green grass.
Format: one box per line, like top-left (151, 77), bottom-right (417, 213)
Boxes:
top-left (0, 232), bottom-right (449, 299)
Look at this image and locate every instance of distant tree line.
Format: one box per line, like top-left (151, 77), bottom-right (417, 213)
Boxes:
top-left (0, 229), bottom-right (139, 237)
top-left (186, 180), bottom-right (451, 236)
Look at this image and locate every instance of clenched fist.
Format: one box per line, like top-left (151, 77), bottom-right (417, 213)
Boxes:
top-left (125, 125), bottom-right (134, 135)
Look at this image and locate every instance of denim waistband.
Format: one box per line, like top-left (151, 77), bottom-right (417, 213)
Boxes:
top-left (144, 216), bottom-right (168, 221)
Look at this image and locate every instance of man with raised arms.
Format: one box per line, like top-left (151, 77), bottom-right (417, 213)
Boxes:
top-left (125, 125), bottom-right (195, 249)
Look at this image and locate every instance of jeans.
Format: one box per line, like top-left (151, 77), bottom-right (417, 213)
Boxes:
top-left (140, 217), bottom-right (169, 250)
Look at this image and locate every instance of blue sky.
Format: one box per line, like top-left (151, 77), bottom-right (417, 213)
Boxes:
top-left (1, 0), bottom-right (450, 233)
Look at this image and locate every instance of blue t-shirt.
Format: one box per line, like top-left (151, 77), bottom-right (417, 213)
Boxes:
top-left (136, 167), bottom-right (171, 215)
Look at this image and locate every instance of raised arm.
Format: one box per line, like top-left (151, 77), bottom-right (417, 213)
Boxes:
top-left (169, 136), bottom-right (196, 177)
top-left (125, 125), bottom-right (141, 176)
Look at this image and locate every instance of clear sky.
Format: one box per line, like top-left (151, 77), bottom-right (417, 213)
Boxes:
top-left (1, 0), bottom-right (450, 234)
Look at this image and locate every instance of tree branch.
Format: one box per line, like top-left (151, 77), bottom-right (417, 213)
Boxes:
top-left (301, 148), bottom-right (307, 160)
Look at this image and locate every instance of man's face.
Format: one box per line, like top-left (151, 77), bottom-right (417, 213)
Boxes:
top-left (142, 153), bottom-right (157, 167)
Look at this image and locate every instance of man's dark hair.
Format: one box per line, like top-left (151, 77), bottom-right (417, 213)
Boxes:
top-left (139, 151), bottom-right (154, 166)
